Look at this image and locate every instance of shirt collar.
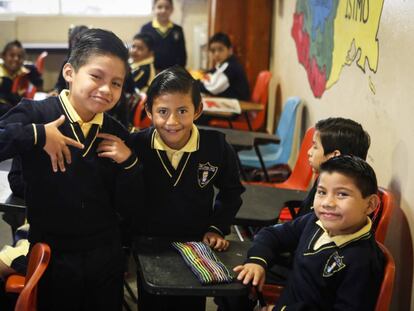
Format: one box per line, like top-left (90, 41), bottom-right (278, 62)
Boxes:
top-left (59, 90), bottom-right (103, 126)
top-left (152, 124), bottom-right (199, 153)
top-left (130, 56), bottom-right (155, 70)
top-left (316, 217), bottom-right (372, 247)
top-left (152, 19), bottom-right (173, 33)
top-left (0, 63), bottom-right (29, 79)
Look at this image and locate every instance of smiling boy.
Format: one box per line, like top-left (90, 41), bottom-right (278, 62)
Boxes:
top-left (235, 155), bottom-right (385, 311)
top-left (0, 29), bottom-right (140, 311)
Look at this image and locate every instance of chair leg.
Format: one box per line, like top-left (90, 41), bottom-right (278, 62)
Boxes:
top-left (124, 279), bottom-right (138, 304)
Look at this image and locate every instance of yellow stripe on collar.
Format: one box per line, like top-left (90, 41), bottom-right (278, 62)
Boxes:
top-left (315, 217), bottom-right (372, 247)
top-left (152, 19), bottom-right (173, 33)
top-left (130, 56), bottom-right (155, 70)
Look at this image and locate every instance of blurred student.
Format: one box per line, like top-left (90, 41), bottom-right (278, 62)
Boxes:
top-left (0, 28), bottom-right (140, 311)
top-left (200, 32), bottom-right (250, 101)
top-left (0, 40), bottom-right (43, 116)
top-left (140, 0), bottom-right (187, 71)
top-left (235, 155), bottom-right (384, 310)
top-left (129, 33), bottom-right (156, 93)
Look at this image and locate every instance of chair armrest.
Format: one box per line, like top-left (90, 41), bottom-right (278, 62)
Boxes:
top-left (5, 274), bottom-right (25, 293)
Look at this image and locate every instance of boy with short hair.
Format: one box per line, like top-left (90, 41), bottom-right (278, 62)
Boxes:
top-left (200, 32), bottom-right (250, 101)
top-left (99, 65), bottom-right (245, 311)
top-left (129, 33), bottom-right (156, 93)
top-left (0, 28), bottom-right (140, 311)
top-left (235, 155), bottom-right (385, 310)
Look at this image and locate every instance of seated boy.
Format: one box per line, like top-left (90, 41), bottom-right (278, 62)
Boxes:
top-left (235, 155), bottom-right (385, 310)
top-left (0, 28), bottom-right (140, 311)
top-left (200, 32), bottom-right (250, 101)
top-left (129, 33), bottom-right (156, 93)
top-left (99, 65), bottom-right (245, 311)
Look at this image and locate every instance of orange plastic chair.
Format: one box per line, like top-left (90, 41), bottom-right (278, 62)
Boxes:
top-left (6, 243), bottom-right (51, 311)
top-left (34, 51), bottom-right (48, 75)
top-left (375, 242), bottom-right (396, 311)
top-left (257, 242), bottom-right (395, 310)
top-left (209, 70), bottom-right (272, 131)
top-left (371, 188), bottom-right (395, 244)
top-left (132, 93), bottom-right (151, 129)
top-left (11, 75), bottom-right (37, 100)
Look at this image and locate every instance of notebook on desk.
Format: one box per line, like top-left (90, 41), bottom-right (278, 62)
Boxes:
top-left (202, 97), bottom-right (241, 114)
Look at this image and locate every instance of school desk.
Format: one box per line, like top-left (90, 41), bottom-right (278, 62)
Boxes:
top-left (133, 236), bottom-right (250, 297)
top-left (203, 100), bottom-right (263, 131)
top-left (198, 126), bottom-right (280, 182)
top-left (235, 184), bottom-right (307, 227)
top-left (0, 170), bottom-right (25, 214)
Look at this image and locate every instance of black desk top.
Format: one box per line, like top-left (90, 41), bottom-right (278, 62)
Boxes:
top-left (198, 126), bottom-right (280, 150)
top-left (133, 237), bottom-right (250, 296)
top-left (235, 184), bottom-right (307, 226)
top-left (0, 170), bottom-right (25, 213)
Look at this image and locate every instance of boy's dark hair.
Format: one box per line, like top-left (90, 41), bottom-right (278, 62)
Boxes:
top-left (68, 25), bottom-right (89, 50)
top-left (2, 40), bottom-right (23, 55)
top-left (146, 65), bottom-right (201, 111)
top-left (133, 33), bottom-right (155, 52)
top-left (319, 155), bottom-right (378, 198)
top-left (68, 28), bottom-right (129, 74)
top-left (315, 117), bottom-right (370, 160)
top-left (208, 32), bottom-right (232, 48)
top-left (153, 0), bottom-right (173, 7)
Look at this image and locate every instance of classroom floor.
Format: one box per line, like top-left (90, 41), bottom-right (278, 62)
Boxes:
top-left (0, 158), bottom-right (221, 311)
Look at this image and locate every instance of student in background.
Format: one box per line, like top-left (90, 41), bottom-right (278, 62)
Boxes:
top-left (140, 0), bottom-right (187, 71)
top-left (236, 155), bottom-right (384, 310)
top-left (200, 32), bottom-right (250, 101)
top-left (0, 40), bottom-right (43, 117)
top-left (129, 33), bottom-right (156, 93)
top-left (98, 66), bottom-right (244, 311)
top-left (0, 28), bottom-right (140, 311)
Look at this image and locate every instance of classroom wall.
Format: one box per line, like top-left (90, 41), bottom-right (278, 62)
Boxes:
top-left (268, 1), bottom-right (414, 310)
top-left (0, 0), bottom-right (208, 90)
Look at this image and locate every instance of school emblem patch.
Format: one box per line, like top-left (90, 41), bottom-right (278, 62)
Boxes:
top-left (198, 162), bottom-right (218, 188)
top-left (323, 251), bottom-right (346, 277)
top-left (173, 30), bottom-right (181, 41)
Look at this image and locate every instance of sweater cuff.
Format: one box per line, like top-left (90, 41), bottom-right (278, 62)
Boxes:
top-left (207, 226), bottom-right (225, 237)
top-left (245, 256), bottom-right (268, 269)
top-left (32, 124), bottom-right (46, 147)
top-left (120, 153), bottom-right (138, 170)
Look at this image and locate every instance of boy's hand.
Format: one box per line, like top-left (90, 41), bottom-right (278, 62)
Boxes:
top-left (233, 263), bottom-right (266, 291)
top-left (97, 133), bottom-right (132, 164)
top-left (203, 232), bottom-right (229, 252)
top-left (44, 115), bottom-right (84, 173)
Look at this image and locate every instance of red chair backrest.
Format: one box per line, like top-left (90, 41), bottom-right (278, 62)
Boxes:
top-left (371, 188), bottom-right (395, 244)
top-left (249, 70), bottom-right (272, 130)
top-left (132, 93), bottom-right (151, 129)
top-left (15, 243), bottom-right (51, 311)
top-left (375, 242), bottom-right (396, 311)
top-left (275, 127), bottom-right (315, 191)
top-left (35, 51), bottom-right (48, 75)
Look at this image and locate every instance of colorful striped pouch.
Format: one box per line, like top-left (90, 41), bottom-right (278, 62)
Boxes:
top-left (172, 241), bottom-right (234, 285)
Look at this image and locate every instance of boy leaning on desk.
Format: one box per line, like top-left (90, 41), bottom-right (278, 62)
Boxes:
top-left (98, 65), bottom-right (245, 311)
top-left (236, 155), bottom-right (385, 311)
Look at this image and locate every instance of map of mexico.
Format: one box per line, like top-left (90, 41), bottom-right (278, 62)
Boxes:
top-left (291, 0), bottom-right (385, 98)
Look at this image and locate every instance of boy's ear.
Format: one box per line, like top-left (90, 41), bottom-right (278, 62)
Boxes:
top-left (193, 102), bottom-right (204, 121)
top-left (62, 63), bottom-right (75, 83)
top-left (327, 149), bottom-right (341, 159)
top-left (366, 194), bottom-right (380, 215)
top-left (145, 105), bottom-right (153, 121)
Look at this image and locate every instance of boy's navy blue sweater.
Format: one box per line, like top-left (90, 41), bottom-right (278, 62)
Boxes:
top-left (248, 213), bottom-right (384, 311)
top-left (0, 96), bottom-right (140, 251)
top-left (141, 22), bottom-right (187, 71)
top-left (128, 127), bottom-right (244, 238)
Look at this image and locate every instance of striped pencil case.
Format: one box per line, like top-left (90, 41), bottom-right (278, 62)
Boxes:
top-left (172, 241), bottom-right (234, 285)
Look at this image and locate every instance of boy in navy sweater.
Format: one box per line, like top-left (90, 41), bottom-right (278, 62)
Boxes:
top-left (235, 155), bottom-right (385, 311)
top-left (100, 65), bottom-right (245, 311)
top-left (0, 29), bottom-right (140, 311)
